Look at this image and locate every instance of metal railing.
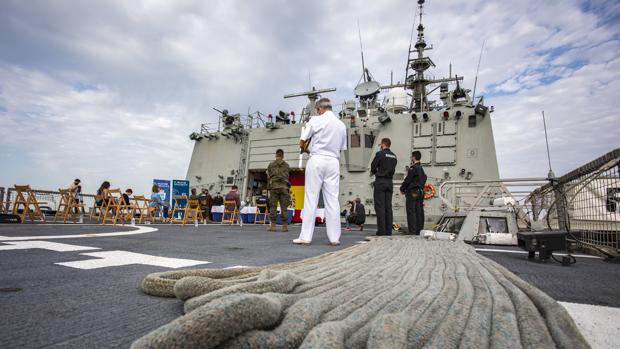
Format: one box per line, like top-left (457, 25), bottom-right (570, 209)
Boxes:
top-left (439, 178), bottom-right (549, 229)
top-left (527, 148), bottom-right (620, 255)
top-left (5, 188), bottom-right (97, 214)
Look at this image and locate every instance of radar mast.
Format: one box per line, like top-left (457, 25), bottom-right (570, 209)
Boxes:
top-left (403, 0), bottom-right (463, 112)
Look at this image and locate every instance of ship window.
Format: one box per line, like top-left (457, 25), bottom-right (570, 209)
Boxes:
top-left (226, 176), bottom-right (234, 184)
top-left (468, 115), bottom-right (476, 128)
top-left (351, 133), bottom-right (361, 148)
top-left (438, 122), bottom-right (442, 134)
top-left (478, 217), bottom-right (508, 235)
top-left (607, 188), bottom-right (620, 212)
top-left (364, 134), bottom-right (375, 148)
top-left (437, 216), bottom-right (465, 234)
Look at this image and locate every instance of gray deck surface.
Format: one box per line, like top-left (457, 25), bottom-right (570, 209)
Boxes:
top-left (0, 223), bottom-right (618, 348)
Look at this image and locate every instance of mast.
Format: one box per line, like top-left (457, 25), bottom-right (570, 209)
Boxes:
top-left (400, 0), bottom-right (462, 112)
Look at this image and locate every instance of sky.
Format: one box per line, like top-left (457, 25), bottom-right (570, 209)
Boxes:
top-left (1, 0), bottom-right (619, 196)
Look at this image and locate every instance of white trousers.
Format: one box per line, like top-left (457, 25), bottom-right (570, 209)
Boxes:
top-left (299, 155), bottom-right (341, 243)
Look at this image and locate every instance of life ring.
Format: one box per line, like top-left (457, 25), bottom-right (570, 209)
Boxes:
top-left (424, 183), bottom-right (436, 200)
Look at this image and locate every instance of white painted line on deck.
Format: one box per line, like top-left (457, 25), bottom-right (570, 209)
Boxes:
top-left (0, 241), bottom-right (100, 252)
top-left (475, 248), bottom-right (601, 259)
top-left (224, 265), bottom-right (251, 269)
top-left (560, 302), bottom-right (620, 349)
top-left (0, 225), bottom-right (158, 241)
top-left (55, 250), bottom-right (210, 270)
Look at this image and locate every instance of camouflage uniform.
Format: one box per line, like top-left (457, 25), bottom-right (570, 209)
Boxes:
top-left (267, 159), bottom-right (291, 225)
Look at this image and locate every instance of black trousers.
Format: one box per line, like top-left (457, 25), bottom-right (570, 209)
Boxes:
top-left (406, 192), bottom-right (424, 235)
top-left (374, 179), bottom-right (393, 236)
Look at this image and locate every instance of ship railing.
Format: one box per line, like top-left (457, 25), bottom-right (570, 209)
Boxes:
top-left (4, 187), bottom-right (97, 215)
top-left (439, 178), bottom-right (548, 229)
top-left (526, 148), bottom-right (620, 256)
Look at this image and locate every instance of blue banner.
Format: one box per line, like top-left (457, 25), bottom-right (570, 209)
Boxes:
top-left (172, 180), bottom-right (190, 218)
top-left (153, 179), bottom-right (171, 206)
top-left (172, 179), bottom-right (190, 197)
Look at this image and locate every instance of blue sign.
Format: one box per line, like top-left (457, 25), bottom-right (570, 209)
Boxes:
top-left (172, 179), bottom-right (190, 197)
top-left (153, 179), bottom-right (171, 205)
top-left (171, 180), bottom-right (190, 218)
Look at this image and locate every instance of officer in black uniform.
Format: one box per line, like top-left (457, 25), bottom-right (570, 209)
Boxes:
top-left (371, 138), bottom-right (398, 236)
top-left (400, 150), bottom-right (427, 235)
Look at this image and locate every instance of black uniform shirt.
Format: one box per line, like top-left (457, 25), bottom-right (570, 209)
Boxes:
top-left (400, 163), bottom-right (427, 193)
top-left (371, 148), bottom-right (398, 179)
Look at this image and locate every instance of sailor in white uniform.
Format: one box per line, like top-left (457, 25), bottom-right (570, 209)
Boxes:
top-left (294, 97), bottom-right (347, 246)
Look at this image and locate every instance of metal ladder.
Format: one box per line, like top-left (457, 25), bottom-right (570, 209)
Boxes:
top-left (234, 115), bottom-right (253, 189)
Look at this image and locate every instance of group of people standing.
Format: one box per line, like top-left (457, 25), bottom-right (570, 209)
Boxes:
top-left (371, 140), bottom-right (427, 236)
top-left (82, 97), bottom-right (426, 241)
top-left (291, 97), bottom-right (427, 246)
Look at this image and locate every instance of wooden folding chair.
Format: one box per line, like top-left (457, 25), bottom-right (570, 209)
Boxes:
top-left (170, 195), bottom-right (188, 224)
top-left (133, 195), bottom-right (150, 223)
top-left (184, 198), bottom-right (204, 226)
top-left (254, 203), bottom-right (269, 224)
top-left (117, 194), bottom-right (135, 224)
top-left (89, 199), bottom-right (104, 220)
top-left (221, 199), bottom-right (239, 225)
top-left (53, 189), bottom-right (84, 223)
top-left (101, 189), bottom-right (129, 225)
top-left (12, 185), bottom-right (46, 223)
top-left (0, 191), bottom-right (5, 214)
top-left (68, 195), bottom-right (85, 223)
top-left (54, 189), bottom-right (72, 223)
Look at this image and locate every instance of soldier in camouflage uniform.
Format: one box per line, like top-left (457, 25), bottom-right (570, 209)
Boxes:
top-left (267, 149), bottom-right (291, 232)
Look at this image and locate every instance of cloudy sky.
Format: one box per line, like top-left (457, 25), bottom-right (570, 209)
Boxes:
top-left (1, 0), bottom-right (619, 195)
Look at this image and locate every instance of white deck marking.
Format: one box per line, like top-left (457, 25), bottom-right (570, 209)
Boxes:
top-left (560, 302), bottom-right (620, 349)
top-left (475, 248), bottom-right (601, 259)
top-left (224, 265), bottom-right (251, 269)
top-left (55, 250), bottom-right (210, 270)
top-left (0, 225), bottom-right (158, 241)
top-left (0, 241), bottom-right (99, 252)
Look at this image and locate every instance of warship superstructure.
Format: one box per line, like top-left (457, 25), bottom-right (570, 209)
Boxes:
top-left (186, 0), bottom-right (500, 225)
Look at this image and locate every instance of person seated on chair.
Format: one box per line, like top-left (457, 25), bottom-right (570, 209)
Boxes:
top-left (95, 181), bottom-right (111, 207)
top-left (256, 189), bottom-right (269, 214)
top-left (198, 189), bottom-right (213, 222)
top-left (189, 188), bottom-right (199, 201)
top-left (346, 198), bottom-right (366, 231)
top-left (224, 185), bottom-right (241, 212)
top-left (149, 184), bottom-right (165, 218)
top-left (122, 188), bottom-right (133, 206)
top-left (188, 188), bottom-right (200, 210)
top-left (213, 192), bottom-right (224, 206)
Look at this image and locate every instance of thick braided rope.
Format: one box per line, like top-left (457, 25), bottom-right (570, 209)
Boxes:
top-left (133, 237), bottom-right (590, 349)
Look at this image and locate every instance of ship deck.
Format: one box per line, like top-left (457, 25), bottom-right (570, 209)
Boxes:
top-left (1, 223), bottom-right (618, 348)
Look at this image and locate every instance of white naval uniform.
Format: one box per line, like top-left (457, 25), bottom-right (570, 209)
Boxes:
top-left (299, 110), bottom-right (347, 243)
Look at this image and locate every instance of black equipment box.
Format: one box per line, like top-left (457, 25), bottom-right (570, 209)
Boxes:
top-left (517, 231), bottom-right (567, 261)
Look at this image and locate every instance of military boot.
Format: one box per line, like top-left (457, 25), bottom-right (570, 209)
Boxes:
top-left (281, 223), bottom-right (288, 232)
top-left (268, 222), bottom-right (276, 232)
